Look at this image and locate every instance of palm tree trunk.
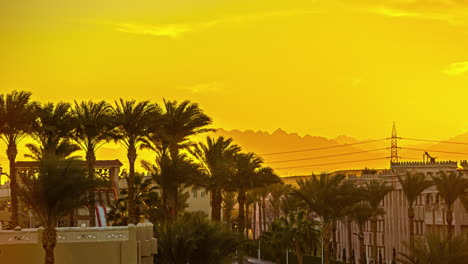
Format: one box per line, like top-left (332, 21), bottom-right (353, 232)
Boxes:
top-left (323, 222), bottom-right (332, 264)
top-left (332, 221), bottom-right (337, 260)
top-left (7, 142), bottom-right (19, 228)
top-left (237, 190), bottom-right (246, 263)
top-left (408, 205), bottom-right (415, 248)
top-left (446, 205), bottom-right (453, 240)
top-left (262, 196), bottom-right (266, 231)
top-left (258, 201), bottom-right (263, 234)
top-left (42, 224), bottom-right (57, 264)
top-left (358, 224), bottom-right (366, 264)
top-left (211, 190), bottom-right (222, 221)
top-left (253, 202), bottom-right (257, 239)
top-left (347, 217), bottom-right (353, 261)
top-left (86, 150), bottom-right (96, 227)
top-left (371, 215), bottom-right (378, 263)
top-left (127, 145), bottom-right (137, 224)
top-left (295, 240), bottom-right (304, 264)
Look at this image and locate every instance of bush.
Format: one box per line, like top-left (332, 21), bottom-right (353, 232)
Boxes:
top-left (155, 211), bottom-right (240, 264)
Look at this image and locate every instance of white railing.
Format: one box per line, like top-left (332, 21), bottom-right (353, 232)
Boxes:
top-left (0, 225), bottom-right (140, 244)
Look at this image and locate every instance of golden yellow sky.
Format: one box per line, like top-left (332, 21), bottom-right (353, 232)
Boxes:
top-left (1, 0), bottom-right (468, 140)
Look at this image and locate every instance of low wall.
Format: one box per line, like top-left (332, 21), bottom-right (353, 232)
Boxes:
top-left (0, 223), bottom-right (157, 264)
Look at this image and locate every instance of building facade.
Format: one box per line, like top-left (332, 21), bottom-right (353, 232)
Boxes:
top-left (336, 160), bottom-right (468, 263)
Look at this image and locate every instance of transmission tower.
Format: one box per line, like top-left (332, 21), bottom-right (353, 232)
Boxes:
top-left (391, 122), bottom-right (399, 163)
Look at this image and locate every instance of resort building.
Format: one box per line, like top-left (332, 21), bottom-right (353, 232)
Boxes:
top-left (335, 160), bottom-right (468, 263)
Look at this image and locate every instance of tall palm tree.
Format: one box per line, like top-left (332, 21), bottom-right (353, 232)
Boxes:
top-left (284, 210), bottom-right (320, 264)
top-left (269, 183), bottom-right (293, 221)
top-left (190, 136), bottom-right (240, 221)
top-left (397, 172), bottom-right (433, 248)
top-left (292, 173), bottom-right (354, 264)
top-left (25, 102), bottom-right (80, 160)
top-left (222, 191), bottom-right (237, 229)
top-left (157, 99), bottom-right (213, 159)
top-left (18, 155), bottom-right (96, 264)
top-left (71, 101), bottom-right (115, 226)
top-left (431, 171), bottom-right (468, 240)
top-left (364, 180), bottom-right (392, 263)
top-left (142, 148), bottom-right (203, 223)
top-left (0, 90), bottom-right (36, 228)
top-left (112, 99), bottom-right (158, 224)
top-left (350, 202), bottom-right (381, 264)
top-left (230, 153), bottom-right (280, 262)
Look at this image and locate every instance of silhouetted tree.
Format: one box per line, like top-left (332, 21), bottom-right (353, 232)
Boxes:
top-left (18, 156), bottom-right (96, 264)
top-left (0, 90), bottom-right (36, 228)
top-left (398, 172), bottom-right (433, 248)
top-left (432, 171), bottom-right (467, 240)
top-left (25, 102), bottom-right (80, 160)
top-left (112, 99), bottom-right (159, 223)
top-left (190, 136), bottom-right (240, 221)
top-left (363, 180), bottom-right (392, 263)
top-left (71, 100), bottom-right (114, 226)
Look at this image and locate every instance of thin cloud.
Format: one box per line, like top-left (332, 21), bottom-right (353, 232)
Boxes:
top-left (178, 82), bottom-right (225, 94)
top-left (369, 7), bottom-right (456, 23)
top-left (442, 62), bottom-right (468, 76)
top-left (113, 9), bottom-right (319, 38)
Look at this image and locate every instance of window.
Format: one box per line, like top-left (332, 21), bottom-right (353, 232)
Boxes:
top-left (192, 189), bottom-right (198, 198)
top-left (200, 191), bottom-right (206, 198)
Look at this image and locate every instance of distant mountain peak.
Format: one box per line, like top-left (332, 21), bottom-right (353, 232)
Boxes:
top-left (272, 128), bottom-right (288, 136)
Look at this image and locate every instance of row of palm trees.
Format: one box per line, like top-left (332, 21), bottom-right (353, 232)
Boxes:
top-left (0, 90), bottom-right (282, 226)
top-left (256, 170), bottom-right (467, 264)
top-left (0, 91), bottom-right (224, 226)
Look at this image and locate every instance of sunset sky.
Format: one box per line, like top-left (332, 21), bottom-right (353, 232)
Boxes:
top-left (1, 0), bottom-right (468, 141)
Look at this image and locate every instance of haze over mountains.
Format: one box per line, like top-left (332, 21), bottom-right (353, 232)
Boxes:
top-left (1, 128), bottom-right (468, 179)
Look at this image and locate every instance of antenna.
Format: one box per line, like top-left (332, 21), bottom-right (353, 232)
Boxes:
top-left (391, 122), bottom-right (399, 163)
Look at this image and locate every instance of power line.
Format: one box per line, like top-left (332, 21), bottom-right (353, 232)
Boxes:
top-left (272, 157), bottom-right (388, 170)
top-left (400, 137), bottom-right (468, 145)
top-left (261, 139), bottom-right (387, 156)
top-left (266, 148), bottom-right (388, 164)
top-left (400, 147), bottom-right (468, 155)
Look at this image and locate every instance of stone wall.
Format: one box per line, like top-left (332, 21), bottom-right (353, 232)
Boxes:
top-left (0, 223), bottom-right (157, 264)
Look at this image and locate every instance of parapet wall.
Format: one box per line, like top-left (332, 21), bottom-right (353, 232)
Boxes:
top-left (0, 223), bottom-right (157, 264)
top-left (391, 161), bottom-right (458, 169)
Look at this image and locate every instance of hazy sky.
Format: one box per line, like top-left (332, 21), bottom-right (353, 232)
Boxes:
top-left (2, 0), bottom-right (468, 140)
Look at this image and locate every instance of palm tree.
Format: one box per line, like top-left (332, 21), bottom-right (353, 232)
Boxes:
top-left (284, 210), bottom-right (320, 264)
top-left (0, 90), bottom-right (36, 228)
top-left (190, 136), bottom-right (240, 221)
top-left (222, 191), bottom-right (237, 229)
top-left (230, 153), bottom-right (280, 262)
top-left (18, 156), bottom-right (97, 264)
top-left (25, 102), bottom-right (80, 160)
top-left (142, 149), bottom-right (203, 223)
top-left (157, 99), bottom-right (213, 159)
top-left (262, 219), bottom-right (291, 264)
top-left (269, 183), bottom-right (293, 221)
top-left (71, 100), bottom-right (115, 226)
top-left (397, 172), bottom-right (433, 248)
top-left (112, 99), bottom-right (158, 224)
top-left (398, 233), bottom-right (468, 264)
top-left (107, 173), bottom-right (160, 226)
top-left (431, 171), bottom-right (468, 239)
top-left (350, 203), bottom-right (380, 264)
top-left (292, 173), bottom-right (355, 264)
top-left (363, 180), bottom-right (392, 263)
